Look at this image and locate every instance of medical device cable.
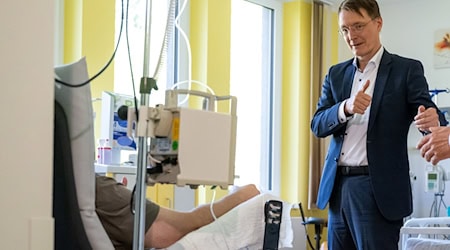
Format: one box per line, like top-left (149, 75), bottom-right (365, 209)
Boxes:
top-left (209, 188), bottom-right (231, 250)
top-left (298, 202), bottom-right (319, 250)
top-left (55, 0), bottom-right (125, 88)
top-left (124, 0), bottom-right (140, 122)
top-left (174, 0), bottom-right (191, 88)
top-left (152, 0), bottom-right (177, 81)
top-left (172, 80), bottom-right (216, 96)
top-left (172, 0), bottom-right (218, 107)
top-left (124, 0), bottom-right (138, 215)
top-left (148, 154), bottom-right (162, 164)
top-left (210, 189), bottom-right (218, 221)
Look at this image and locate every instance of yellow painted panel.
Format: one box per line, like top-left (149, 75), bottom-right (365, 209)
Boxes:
top-left (63, 0), bottom-right (82, 64)
top-left (280, 1), bottom-right (311, 204)
top-left (156, 184), bottom-right (175, 209)
top-left (63, 1), bottom-right (115, 142)
top-left (81, 1), bottom-right (115, 142)
top-left (146, 185), bottom-right (157, 202)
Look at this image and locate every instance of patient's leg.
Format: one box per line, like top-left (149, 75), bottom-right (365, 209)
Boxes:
top-left (145, 184), bottom-right (260, 249)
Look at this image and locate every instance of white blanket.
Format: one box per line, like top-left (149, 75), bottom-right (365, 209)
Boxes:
top-left (406, 238), bottom-right (450, 250)
top-left (165, 193), bottom-right (293, 250)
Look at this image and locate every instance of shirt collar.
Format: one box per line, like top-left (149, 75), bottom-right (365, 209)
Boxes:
top-left (352, 46), bottom-right (384, 71)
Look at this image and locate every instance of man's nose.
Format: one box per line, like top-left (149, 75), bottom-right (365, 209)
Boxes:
top-left (346, 28), bottom-right (358, 39)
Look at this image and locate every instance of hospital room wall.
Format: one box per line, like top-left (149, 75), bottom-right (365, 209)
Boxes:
top-left (0, 0), bottom-right (54, 249)
top-left (337, 1), bottom-right (450, 218)
top-left (382, 1), bottom-right (450, 218)
top-left (62, 0), bottom-right (115, 145)
top-left (337, 0), bottom-right (450, 95)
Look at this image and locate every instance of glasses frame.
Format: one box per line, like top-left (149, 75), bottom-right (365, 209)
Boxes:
top-left (339, 18), bottom-right (376, 37)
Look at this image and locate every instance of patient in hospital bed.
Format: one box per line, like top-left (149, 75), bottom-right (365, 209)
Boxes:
top-left (96, 175), bottom-right (291, 250)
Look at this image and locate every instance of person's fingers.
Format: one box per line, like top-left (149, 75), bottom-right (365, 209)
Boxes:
top-left (424, 151), bottom-right (432, 162)
top-left (430, 151), bottom-right (442, 165)
top-left (416, 135), bottom-right (431, 152)
top-left (121, 176), bottom-right (128, 186)
top-left (361, 80), bottom-right (370, 93)
top-left (416, 136), bottom-right (428, 150)
top-left (419, 140), bottom-right (431, 158)
top-left (420, 147), bottom-right (427, 158)
top-left (431, 156), bottom-right (439, 165)
top-left (417, 105), bottom-right (426, 114)
top-left (429, 126), bottom-right (440, 133)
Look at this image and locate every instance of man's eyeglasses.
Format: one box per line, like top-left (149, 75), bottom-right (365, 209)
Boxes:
top-left (339, 19), bottom-right (375, 36)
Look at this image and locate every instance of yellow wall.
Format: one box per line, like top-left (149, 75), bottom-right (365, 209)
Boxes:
top-left (281, 2), bottom-right (338, 246)
top-left (64, 0), bottom-right (115, 142)
top-left (281, 0), bottom-right (310, 205)
top-left (190, 0), bottom-right (233, 204)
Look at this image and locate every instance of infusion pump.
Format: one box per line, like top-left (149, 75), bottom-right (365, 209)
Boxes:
top-left (126, 89), bottom-right (237, 189)
top-left (425, 165), bottom-right (445, 193)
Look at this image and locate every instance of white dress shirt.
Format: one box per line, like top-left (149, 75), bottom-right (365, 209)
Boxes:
top-left (337, 47), bottom-right (384, 166)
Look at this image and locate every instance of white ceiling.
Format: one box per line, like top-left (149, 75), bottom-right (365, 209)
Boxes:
top-left (324, 0), bottom-right (413, 6)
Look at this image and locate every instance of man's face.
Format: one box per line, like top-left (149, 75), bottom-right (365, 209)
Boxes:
top-left (338, 8), bottom-right (382, 62)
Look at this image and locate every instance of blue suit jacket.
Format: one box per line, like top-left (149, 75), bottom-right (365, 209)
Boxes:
top-left (311, 50), bottom-right (446, 221)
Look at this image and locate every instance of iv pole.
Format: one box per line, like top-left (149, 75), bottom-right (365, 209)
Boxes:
top-left (132, 0), bottom-right (158, 249)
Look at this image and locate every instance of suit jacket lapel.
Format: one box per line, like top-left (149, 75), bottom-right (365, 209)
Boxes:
top-left (368, 50), bottom-right (392, 133)
top-left (343, 65), bottom-right (356, 100)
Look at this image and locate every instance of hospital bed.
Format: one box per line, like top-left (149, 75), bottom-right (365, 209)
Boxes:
top-left (53, 58), bottom-right (296, 249)
top-left (400, 217), bottom-right (450, 250)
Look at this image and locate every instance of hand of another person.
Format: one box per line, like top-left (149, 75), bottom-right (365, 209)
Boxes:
top-left (344, 80), bottom-right (372, 116)
top-left (121, 176), bottom-right (128, 186)
top-left (414, 105), bottom-right (439, 132)
top-left (416, 126), bottom-right (450, 165)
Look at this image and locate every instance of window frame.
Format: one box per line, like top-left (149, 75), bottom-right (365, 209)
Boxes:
top-left (230, 0), bottom-right (283, 194)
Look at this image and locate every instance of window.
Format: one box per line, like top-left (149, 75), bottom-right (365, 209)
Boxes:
top-left (114, 0), bottom-right (177, 104)
top-left (230, 0), bottom-right (282, 193)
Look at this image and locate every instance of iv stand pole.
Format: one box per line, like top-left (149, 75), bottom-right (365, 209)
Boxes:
top-left (133, 0), bottom-right (157, 249)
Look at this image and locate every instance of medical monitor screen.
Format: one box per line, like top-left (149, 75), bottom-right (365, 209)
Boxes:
top-left (100, 91), bottom-right (136, 151)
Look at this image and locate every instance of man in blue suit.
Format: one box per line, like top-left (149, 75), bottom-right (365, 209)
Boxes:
top-left (310, 0), bottom-right (447, 249)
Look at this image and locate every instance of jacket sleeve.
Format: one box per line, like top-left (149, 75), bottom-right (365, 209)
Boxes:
top-left (406, 60), bottom-right (448, 128)
top-left (311, 71), bottom-right (347, 138)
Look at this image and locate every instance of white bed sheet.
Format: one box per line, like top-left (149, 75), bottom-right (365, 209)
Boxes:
top-left (406, 238), bottom-right (450, 250)
top-left (163, 193), bottom-right (294, 250)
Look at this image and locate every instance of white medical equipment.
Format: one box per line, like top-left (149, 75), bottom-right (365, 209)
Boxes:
top-left (423, 164), bottom-right (450, 218)
top-left (125, 89), bottom-right (238, 189)
top-left (100, 91), bottom-right (137, 165)
top-left (425, 165), bottom-right (445, 193)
